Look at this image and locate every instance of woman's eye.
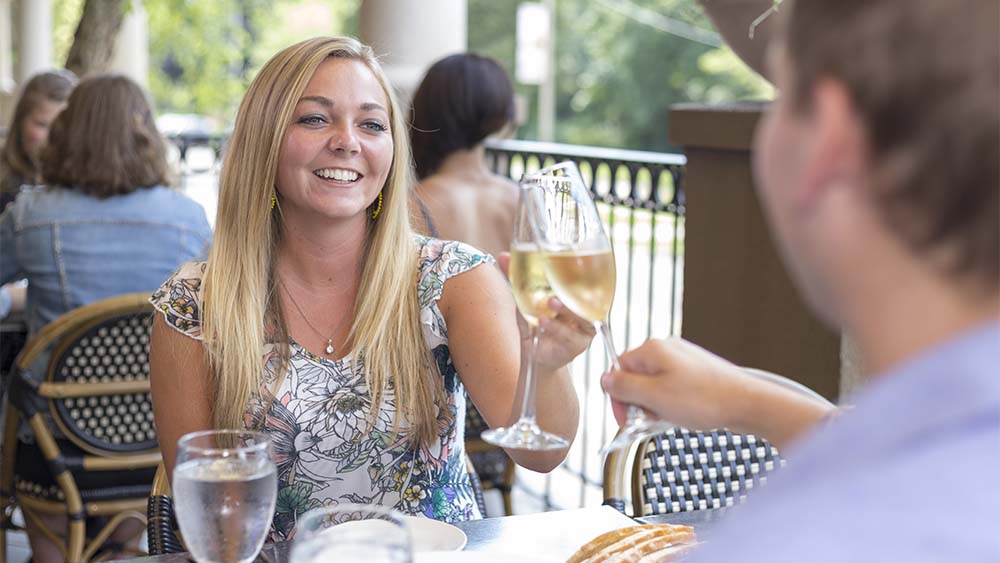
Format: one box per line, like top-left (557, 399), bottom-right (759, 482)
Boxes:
top-left (362, 121), bottom-right (388, 132)
top-left (298, 115), bottom-right (326, 125)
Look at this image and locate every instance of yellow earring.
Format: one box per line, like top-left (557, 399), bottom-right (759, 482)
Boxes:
top-left (371, 191), bottom-right (383, 219)
top-left (270, 193), bottom-right (276, 210)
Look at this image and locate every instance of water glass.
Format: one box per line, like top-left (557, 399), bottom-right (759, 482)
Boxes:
top-left (173, 430), bottom-right (277, 563)
top-left (290, 503), bottom-right (413, 563)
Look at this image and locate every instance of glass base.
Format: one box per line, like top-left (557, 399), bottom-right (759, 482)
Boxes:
top-left (600, 418), bottom-right (675, 455)
top-left (481, 420), bottom-right (569, 451)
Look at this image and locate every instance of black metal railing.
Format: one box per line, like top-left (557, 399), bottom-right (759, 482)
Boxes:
top-left (165, 134), bottom-right (687, 512)
top-left (484, 139), bottom-right (686, 511)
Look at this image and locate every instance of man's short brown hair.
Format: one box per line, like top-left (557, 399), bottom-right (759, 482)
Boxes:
top-left (785, 0), bottom-right (999, 287)
top-left (40, 74), bottom-right (170, 198)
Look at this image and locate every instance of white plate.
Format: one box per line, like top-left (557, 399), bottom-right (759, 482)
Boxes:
top-left (402, 516), bottom-right (468, 552)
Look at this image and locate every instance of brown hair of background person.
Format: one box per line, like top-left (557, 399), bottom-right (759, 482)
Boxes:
top-left (39, 74), bottom-right (171, 198)
top-left (784, 0), bottom-right (999, 288)
top-left (410, 53), bottom-right (515, 180)
top-left (0, 70), bottom-right (77, 198)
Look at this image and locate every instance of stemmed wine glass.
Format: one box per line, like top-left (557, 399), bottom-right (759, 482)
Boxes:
top-left (522, 161), bottom-right (674, 453)
top-left (480, 181), bottom-right (570, 451)
top-left (173, 430), bottom-right (278, 563)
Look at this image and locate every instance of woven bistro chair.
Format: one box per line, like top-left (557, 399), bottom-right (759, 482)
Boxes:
top-left (464, 401), bottom-right (516, 516)
top-left (0, 293), bottom-right (161, 562)
top-left (147, 456), bottom-right (490, 556)
top-left (604, 368), bottom-right (834, 516)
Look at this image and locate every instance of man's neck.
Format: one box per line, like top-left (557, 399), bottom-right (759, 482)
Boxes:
top-left (845, 269), bottom-right (999, 378)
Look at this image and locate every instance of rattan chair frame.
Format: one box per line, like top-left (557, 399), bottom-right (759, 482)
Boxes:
top-left (0, 293), bottom-right (162, 563)
top-left (603, 367), bottom-right (834, 516)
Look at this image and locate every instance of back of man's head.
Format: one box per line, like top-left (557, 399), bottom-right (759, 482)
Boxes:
top-left (783, 0), bottom-right (998, 291)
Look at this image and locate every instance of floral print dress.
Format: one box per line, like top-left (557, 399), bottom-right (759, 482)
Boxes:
top-left (150, 237), bottom-right (492, 541)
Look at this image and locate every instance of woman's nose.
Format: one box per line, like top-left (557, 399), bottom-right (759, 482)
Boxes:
top-left (327, 124), bottom-right (360, 154)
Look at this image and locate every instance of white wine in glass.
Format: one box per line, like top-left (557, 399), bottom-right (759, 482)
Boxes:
top-left (480, 185), bottom-right (570, 451)
top-left (524, 161), bottom-right (674, 454)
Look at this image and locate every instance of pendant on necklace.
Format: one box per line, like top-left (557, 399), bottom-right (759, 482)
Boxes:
top-left (325, 339), bottom-right (335, 355)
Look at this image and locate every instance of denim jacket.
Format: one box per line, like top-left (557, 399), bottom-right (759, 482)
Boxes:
top-left (0, 185), bottom-right (211, 336)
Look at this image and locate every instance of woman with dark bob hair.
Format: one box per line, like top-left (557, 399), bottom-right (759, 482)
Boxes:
top-left (0, 74), bottom-right (211, 560)
top-left (409, 53), bottom-right (519, 258)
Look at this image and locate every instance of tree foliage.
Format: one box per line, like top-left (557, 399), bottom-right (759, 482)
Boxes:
top-left (469, 0), bottom-right (773, 151)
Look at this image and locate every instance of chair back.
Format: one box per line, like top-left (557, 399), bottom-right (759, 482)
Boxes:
top-left (603, 367), bottom-right (833, 516)
top-left (632, 428), bottom-right (782, 515)
top-left (0, 293), bottom-right (160, 563)
top-left (464, 400), bottom-right (516, 516)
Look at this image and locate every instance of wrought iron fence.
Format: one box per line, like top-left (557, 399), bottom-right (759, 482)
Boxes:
top-left (165, 134), bottom-right (687, 512)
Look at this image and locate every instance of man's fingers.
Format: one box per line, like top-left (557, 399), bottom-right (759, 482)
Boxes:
top-left (601, 369), bottom-right (654, 413)
top-left (610, 398), bottom-right (629, 426)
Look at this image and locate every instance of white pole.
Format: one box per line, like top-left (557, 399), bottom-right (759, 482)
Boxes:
top-left (15, 0), bottom-right (53, 83)
top-left (110, 0), bottom-right (149, 88)
top-left (537, 0), bottom-right (556, 142)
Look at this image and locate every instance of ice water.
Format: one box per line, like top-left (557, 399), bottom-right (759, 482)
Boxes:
top-left (174, 456), bottom-right (278, 563)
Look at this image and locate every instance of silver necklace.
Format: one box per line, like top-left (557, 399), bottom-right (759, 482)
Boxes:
top-left (281, 283), bottom-right (344, 355)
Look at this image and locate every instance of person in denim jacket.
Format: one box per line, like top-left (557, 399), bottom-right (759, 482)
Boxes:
top-left (0, 74), bottom-right (211, 336)
top-left (0, 74), bottom-right (211, 562)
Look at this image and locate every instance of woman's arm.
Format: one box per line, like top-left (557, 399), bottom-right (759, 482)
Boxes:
top-left (602, 338), bottom-right (835, 450)
top-left (149, 314), bottom-right (214, 474)
top-left (440, 263), bottom-right (589, 472)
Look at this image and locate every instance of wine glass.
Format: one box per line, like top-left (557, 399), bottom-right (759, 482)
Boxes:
top-left (522, 161), bottom-right (674, 453)
top-left (173, 430), bottom-right (278, 563)
top-left (290, 504), bottom-right (412, 563)
top-left (480, 183), bottom-right (570, 451)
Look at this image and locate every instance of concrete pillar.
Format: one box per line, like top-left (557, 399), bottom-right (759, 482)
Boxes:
top-left (110, 0), bottom-right (148, 88)
top-left (0, 0), bottom-right (15, 123)
top-left (14, 0), bottom-right (52, 83)
top-left (359, 0), bottom-right (467, 100)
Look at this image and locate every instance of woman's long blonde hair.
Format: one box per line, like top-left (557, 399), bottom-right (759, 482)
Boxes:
top-left (202, 37), bottom-right (443, 446)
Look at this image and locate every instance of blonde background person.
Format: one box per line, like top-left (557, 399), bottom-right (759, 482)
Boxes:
top-left (149, 36), bottom-right (592, 541)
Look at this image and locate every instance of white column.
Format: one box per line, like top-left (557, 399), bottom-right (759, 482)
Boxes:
top-left (110, 0), bottom-right (148, 88)
top-left (0, 0), bottom-right (13, 125)
top-left (359, 0), bottom-right (467, 100)
top-left (14, 0), bottom-right (52, 83)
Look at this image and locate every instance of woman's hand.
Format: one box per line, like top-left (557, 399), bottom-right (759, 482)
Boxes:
top-left (495, 253), bottom-right (595, 372)
top-left (534, 298), bottom-right (595, 372)
top-left (601, 338), bottom-right (835, 449)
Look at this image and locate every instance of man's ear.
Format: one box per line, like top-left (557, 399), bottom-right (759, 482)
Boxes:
top-left (800, 78), bottom-right (868, 206)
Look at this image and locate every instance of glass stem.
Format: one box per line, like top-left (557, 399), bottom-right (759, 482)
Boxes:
top-left (597, 320), bottom-right (646, 425)
top-left (517, 325), bottom-right (542, 423)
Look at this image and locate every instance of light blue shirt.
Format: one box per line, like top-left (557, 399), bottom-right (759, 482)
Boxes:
top-left (0, 185), bottom-right (211, 335)
top-left (688, 322), bottom-right (1000, 562)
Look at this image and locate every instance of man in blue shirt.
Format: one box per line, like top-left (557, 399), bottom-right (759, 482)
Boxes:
top-left (603, 0), bottom-right (999, 560)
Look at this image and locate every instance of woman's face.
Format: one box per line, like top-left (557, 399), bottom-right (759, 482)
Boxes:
top-left (21, 98), bottom-right (65, 158)
top-left (276, 57), bottom-right (394, 224)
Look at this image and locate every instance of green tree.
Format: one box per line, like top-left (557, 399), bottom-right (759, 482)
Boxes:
top-left (470, 0), bottom-right (772, 151)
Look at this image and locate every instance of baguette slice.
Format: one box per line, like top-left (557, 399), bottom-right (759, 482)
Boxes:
top-left (567, 523), bottom-right (696, 563)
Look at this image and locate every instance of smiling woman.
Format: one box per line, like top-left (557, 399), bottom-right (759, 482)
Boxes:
top-left (148, 36), bottom-right (591, 541)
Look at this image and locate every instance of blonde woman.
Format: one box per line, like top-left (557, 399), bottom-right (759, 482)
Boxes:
top-left (149, 36), bottom-right (589, 539)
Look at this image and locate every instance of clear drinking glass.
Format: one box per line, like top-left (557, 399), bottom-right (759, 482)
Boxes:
top-left (289, 504), bottom-right (413, 563)
top-left (480, 185), bottom-right (570, 451)
top-left (173, 430), bottom-right (278, 563)
top-left (522, 161), bottom-right (674, 453)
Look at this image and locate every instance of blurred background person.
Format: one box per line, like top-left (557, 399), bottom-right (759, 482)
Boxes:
top-left (0, 70), bottom-right (77, 210)
top-left (0, 74), bottom-right (211, 562)
top-left (0, 74), bottom-right (211, 334)
top-left (409, 53), bottom-right (519, 258)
